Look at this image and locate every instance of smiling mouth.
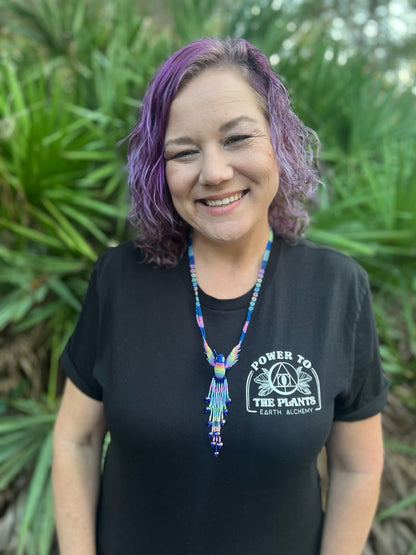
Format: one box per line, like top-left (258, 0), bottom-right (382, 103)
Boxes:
top-left (201, 190), bottom-right (247, 207)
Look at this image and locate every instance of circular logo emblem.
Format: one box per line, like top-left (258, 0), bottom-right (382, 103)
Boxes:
top-left (268, 362), bottom-right (299, 395)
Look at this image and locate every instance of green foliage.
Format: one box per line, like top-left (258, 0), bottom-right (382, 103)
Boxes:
top-left (0, 0), bottom-right (415, 551)
top-left (0, 397), bottom-right (56, 554)
top-left (0, 0), bottom-right (171, 550)
top-left (377, 493), bottom-right (416, 521)
top-left (168, 0), bottom-right (226, 43)
top-left (297, 56), bottom-right (416, 392)
top-left (0, 0), bottom-right (171, 382)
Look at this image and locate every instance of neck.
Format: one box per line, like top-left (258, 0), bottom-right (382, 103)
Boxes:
top-left (190, 227), bottom-right (272, 299)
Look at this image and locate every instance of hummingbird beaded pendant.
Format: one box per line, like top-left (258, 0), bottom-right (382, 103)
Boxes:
top-left (204, 343), bottom-right (239, 455)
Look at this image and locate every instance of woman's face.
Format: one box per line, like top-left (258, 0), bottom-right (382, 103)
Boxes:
top-left (164, 67), bottom-right (279, 248)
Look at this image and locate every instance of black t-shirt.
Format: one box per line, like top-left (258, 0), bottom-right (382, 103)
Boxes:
top-left (60, 236), bottom-right (388, 555)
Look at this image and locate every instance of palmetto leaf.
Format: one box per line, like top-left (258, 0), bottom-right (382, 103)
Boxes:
top-left (17, 431), bottom-right (53, 555)
top-left (0, 397), bottom-right (56, 554)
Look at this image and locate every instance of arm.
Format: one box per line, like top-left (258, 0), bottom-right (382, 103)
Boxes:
top-left (52, 378), bottom-right (107, 555)
top-left (320, 414), bottom-right (384, 555)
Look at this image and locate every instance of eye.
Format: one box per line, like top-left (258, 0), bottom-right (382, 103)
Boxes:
top-left (166, 149), bottom-right (199, 161)
top-left (224, 135), bottom-right (251, 146)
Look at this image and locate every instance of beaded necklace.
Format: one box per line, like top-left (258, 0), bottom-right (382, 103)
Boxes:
top-left (188, 228), bottom-right (273, 456)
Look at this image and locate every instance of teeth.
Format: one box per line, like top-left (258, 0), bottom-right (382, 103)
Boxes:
top-left (205, 192), bottom-right (244, 207)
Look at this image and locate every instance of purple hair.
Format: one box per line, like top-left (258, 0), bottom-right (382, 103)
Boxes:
top-left (127, 37), bottom-right (319, 267)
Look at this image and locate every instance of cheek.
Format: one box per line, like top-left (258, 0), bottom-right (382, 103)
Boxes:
top-left (165, 165), bottom-right (194, 199)
top-left (263, 158), bottom-right (280, 200)
top-left (164, 164), bottom-right (174, 189)
top-left (266, 173), bottom-right (279, 202)
top-left (267, 150), bottom-right (280, 190)
top-left (165, 167), bottom-right (183, 200)
top-left (258, 149), bottom-right (279, 185)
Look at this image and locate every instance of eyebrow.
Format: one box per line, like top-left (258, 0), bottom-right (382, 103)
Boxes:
top-left (219, 116), bottom-right (258, 132)
top-left (164, 116), bottom-right (258, 148)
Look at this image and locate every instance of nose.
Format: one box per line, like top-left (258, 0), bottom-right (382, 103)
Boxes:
top-left (198, 146), bottom-right (233, 186)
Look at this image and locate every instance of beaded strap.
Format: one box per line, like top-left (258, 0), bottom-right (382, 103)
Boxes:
top-left (188, 229), bottom-right (273, 456)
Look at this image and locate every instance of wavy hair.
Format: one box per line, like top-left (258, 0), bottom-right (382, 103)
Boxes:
top-left (127, 37), bottom-right (319, 267)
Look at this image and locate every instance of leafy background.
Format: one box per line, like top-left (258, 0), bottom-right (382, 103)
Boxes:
top-left (0, 0), bottom-right (415, 553)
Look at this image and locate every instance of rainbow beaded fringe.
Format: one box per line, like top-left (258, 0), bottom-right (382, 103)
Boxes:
top-left (205, 354), bottom-right (231, 454)
top-left (188, 229), bottom-right (273, 456)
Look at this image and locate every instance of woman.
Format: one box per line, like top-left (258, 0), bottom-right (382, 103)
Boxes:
top-left (52, 38), bottom-right (388, 555)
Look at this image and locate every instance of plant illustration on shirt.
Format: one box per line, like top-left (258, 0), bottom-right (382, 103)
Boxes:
top-left (254, 363), bottom-right (313, 396)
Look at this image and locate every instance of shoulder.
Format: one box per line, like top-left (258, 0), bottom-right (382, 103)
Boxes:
top-left (96, 240), bottom-right (144, 271)
top-left (277, 237), bottom-right (370, 303)
top-left (92, 240), bottom-right (185, 291)
top-left (282, 237), bottom-right (367, 277)
top-left (89, 241), bottom-right (152, 291)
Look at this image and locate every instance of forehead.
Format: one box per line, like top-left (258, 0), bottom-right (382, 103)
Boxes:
top-left (166, 68), bottom-right (267, 131)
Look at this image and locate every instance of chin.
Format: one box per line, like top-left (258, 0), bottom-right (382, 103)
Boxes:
top-left (194, 222), bottom-right (252, 245)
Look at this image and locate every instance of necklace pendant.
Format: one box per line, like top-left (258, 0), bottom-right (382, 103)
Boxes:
top-left (205, 359), bottom-right (231, 456)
